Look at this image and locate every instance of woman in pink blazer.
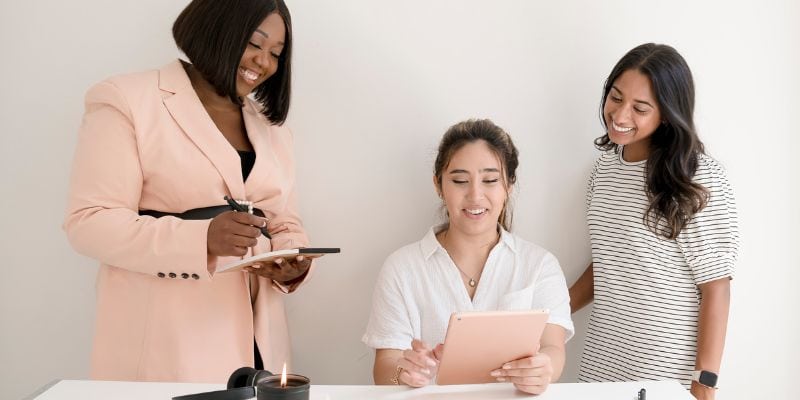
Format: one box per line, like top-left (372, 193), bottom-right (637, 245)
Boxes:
top-left (64, 0), bottom-right (310, 383)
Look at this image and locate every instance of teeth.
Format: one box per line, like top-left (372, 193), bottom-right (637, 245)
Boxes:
top-left (239, 68), bottom-right (259, 81)
top-left (466, 208), bottom-right (486, 215)
top-left (612, 121), bottom-right (633, 133)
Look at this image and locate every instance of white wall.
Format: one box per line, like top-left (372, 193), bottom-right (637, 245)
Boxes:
top-left (1, 1), bottom-right (797, 399)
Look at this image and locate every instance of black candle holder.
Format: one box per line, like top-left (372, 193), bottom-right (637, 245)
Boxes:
top-left (256, 374), bottom-right (310, 400)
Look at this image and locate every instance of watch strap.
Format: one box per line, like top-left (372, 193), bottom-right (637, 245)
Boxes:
top-left (691, 370), bottom-right (718, 389)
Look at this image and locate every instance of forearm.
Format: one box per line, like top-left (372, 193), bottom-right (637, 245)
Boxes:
top-left (373, 349), bottom-right (403, 385)
top-left (539, 324), bottom-right (567, 381)
top-left (568, 263), bottom-right (594, 313)
top-left (691, 278), bottom-right (730, 398)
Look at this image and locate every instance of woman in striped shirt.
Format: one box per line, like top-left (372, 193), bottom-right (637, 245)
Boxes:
top-left (568, 43), bottom-right (739, 400)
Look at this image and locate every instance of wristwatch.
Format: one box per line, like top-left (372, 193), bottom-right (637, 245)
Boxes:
top-left (691, 370), bottom-right (718, 389)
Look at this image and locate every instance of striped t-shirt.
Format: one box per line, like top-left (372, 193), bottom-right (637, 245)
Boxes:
top-left (578, 148), bottom-right (740, 387)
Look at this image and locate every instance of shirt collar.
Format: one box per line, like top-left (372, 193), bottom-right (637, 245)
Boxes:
top-left (420, 224), bottom-right (516, 260)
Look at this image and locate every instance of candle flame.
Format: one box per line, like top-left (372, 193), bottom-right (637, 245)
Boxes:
top-left (280, 362), bottom-right (287, 388)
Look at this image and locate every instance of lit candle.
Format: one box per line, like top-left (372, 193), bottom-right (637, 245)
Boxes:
top-left (256, 362), bottom-right (310, 400)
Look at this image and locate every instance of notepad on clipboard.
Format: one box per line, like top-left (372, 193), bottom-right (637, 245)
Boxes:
top-left (216, 247), bottom-right (340, 273)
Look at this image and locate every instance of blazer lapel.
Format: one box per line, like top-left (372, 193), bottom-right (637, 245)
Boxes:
top-left (158, 60), bottom-right (245, 200)
top-left (242, 102), bottom-right (276, 196)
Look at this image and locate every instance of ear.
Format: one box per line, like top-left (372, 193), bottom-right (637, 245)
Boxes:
top-left (433, 175), bottom-right (442, 198)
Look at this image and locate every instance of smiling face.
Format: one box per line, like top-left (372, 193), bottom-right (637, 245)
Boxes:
top-left (603, 69), bottom-right (662, 161)
top-left (436, 140), bottom-right (509, 238)
top-left (236, 12), bottom-right (286, 97)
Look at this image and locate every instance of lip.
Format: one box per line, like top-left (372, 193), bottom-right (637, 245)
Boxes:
top-left (610, 119), bottom-right (635, 135)
top-left (462, 208), bottom-right (488, 220)
top-left (238, 67), bottom-right (262, 84)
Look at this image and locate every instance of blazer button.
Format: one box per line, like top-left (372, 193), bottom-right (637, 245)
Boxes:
top-left (181, 273), bottom-right (189, 279)
top-left (168, 272), bottom-right (177, 278)
top-left (157, 272), bottom-right (165, 278)
top-left (191, 274), bottom-right (200, 280)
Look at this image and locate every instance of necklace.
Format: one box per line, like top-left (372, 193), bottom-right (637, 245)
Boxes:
top-left (439, 229), bottom-right (498, 288)
top-left (454, 263), bottom-right (479, 287)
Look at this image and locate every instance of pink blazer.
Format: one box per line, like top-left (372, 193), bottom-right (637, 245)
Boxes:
top-left (64, 60), bottom-right (310, 382)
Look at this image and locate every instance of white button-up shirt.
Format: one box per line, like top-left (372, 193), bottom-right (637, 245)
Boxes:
top-left (363, 225), bottom-right (574, 351)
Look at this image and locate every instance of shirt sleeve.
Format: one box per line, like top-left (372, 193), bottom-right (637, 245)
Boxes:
top-left (531, 252), bottom-right (575, 341)
top-left (63, 80), bottom-right (212, 280)
top-left (677, 158), bottom-right (740, 285)
top-left (362, 254), bottom-right (415, 350)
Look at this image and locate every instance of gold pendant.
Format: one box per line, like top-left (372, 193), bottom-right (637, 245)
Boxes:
top-left (469, 279), bottom-right (476, 287)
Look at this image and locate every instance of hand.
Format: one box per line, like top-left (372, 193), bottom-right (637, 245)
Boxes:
top-left (490, 352), bottom-right (553, 395)
top-left (207, 211), bottom-right (267, 257)
top-left (245, 255), bottom-right (312, 283)
top-left (690, 381), bottom-right (716, 400)
top-left (397, 339), bottom-right (442, 387)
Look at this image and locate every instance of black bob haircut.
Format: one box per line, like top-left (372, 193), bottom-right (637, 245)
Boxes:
top-left (173, 0), bottom-right (292, 125)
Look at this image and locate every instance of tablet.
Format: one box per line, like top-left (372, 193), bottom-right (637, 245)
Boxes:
top-left (216, 247), bottom-right (340, 273)
top-left (436, 309), bottom-right (549, 385)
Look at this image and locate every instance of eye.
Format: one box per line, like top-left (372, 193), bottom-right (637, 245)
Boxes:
top-left (452, 179), bottom-right (468, 185)
top-left (271, 52), bottom-right (281, 59)
top-left (634, 107), bottom-right (648, 114)
top-left (610, 95), bottom-right (622, 103)
top-left (483, 179), bottom-right (499, 184)
top-left (248, 41), bottom-right (262, 50)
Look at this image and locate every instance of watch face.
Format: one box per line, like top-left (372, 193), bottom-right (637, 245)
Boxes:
top-left (699, 370), bottom-right (718, 387)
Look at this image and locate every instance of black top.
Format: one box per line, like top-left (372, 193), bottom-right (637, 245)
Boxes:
top-left (237, 150), bottom-right (256, 181)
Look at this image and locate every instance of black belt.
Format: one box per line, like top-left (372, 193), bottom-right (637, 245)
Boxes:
top-left (139, 205), bottom-right (266, 220)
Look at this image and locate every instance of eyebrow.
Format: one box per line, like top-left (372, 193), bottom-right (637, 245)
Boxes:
top-left (254, 29), bottom-right (285, 46)
top-left (448, 168), bottom-right (501, 174)
top-left (611, 85), bottom-right (654, 108)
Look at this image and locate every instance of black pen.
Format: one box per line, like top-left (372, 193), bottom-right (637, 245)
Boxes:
top-left (224, 196), bottom-right (271, 239)
top-left (638, 388), bottom-right (646, 400)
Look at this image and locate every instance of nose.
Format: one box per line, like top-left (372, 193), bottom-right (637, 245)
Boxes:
top-left (254, 50), bottom-right (272, 71)
top-left (611, 104), bottom-right (633, 125)
top-left (466, 181), bottom-right (484, 201)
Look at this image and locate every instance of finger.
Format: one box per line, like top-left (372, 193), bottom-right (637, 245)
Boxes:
top-left (513, 383), bottom-right (548, 395)
top-left (230, 246), bottom-right (249, 257)
top-left (226, 234), bottom-right (258, 248)
top-left (230, 212), bottom-right (267, 227)
top-left (399, 370), bottom-right (429, 387)
top-left (411, 338), bottom-right (430, 352)
top-left (432, 343), bottom-right (444, 360)
top-left (398, 355), bottom-right (431, 377)
top-left (403, 348), bottom-right (436, 370)
top-left (495, 365), bottom-right (550, 378)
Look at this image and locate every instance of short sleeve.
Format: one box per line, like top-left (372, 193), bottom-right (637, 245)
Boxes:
top-left (362, 256), bottom-right (414, 350)
top-left (677, 158), bottom-right (740, 285)
top-left (531, 252), bottom-right (575, 341)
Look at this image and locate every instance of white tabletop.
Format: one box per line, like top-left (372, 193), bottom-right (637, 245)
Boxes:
top-left (32, 379), bottom-right (693, 400)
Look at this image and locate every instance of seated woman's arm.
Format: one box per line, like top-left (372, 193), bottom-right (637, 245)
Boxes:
top-left (374, 340), bottom-right (442, 386)
top-left (490, 324), bottom-right (566, 394)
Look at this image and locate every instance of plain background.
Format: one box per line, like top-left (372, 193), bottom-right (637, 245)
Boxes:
top-left (1, 1), bottom-right (798, 399)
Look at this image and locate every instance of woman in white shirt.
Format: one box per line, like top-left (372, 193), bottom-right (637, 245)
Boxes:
top-left (362, 119), bottom-right (574, 395)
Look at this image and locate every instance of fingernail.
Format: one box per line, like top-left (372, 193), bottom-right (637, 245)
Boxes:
top-left (297, 256), bottom-right (305, 262)
top-left (274, 258), bottom-right (283, 264)
top-left (490, 370), bottom-right (501, 377)
top-left (261, 220), bottom-right (267, 227)
top-left (421, 369), bottom-right (430, 375)
top-left (496, 377), bottom-right (506, 382)
top-left (502, 364), bottom-right (511, 369)
top-left (427, 359), bottom-right (436, 367)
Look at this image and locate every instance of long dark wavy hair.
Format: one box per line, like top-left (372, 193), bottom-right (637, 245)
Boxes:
top-left (596, 43), bottom-right (708, 239)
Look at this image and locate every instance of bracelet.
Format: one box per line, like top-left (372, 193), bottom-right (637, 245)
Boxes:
top-left (390, 364), bottom-right (404, 385)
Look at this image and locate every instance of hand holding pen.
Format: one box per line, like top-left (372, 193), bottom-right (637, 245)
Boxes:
top-left (206, 197), bottom-right (286, 257)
